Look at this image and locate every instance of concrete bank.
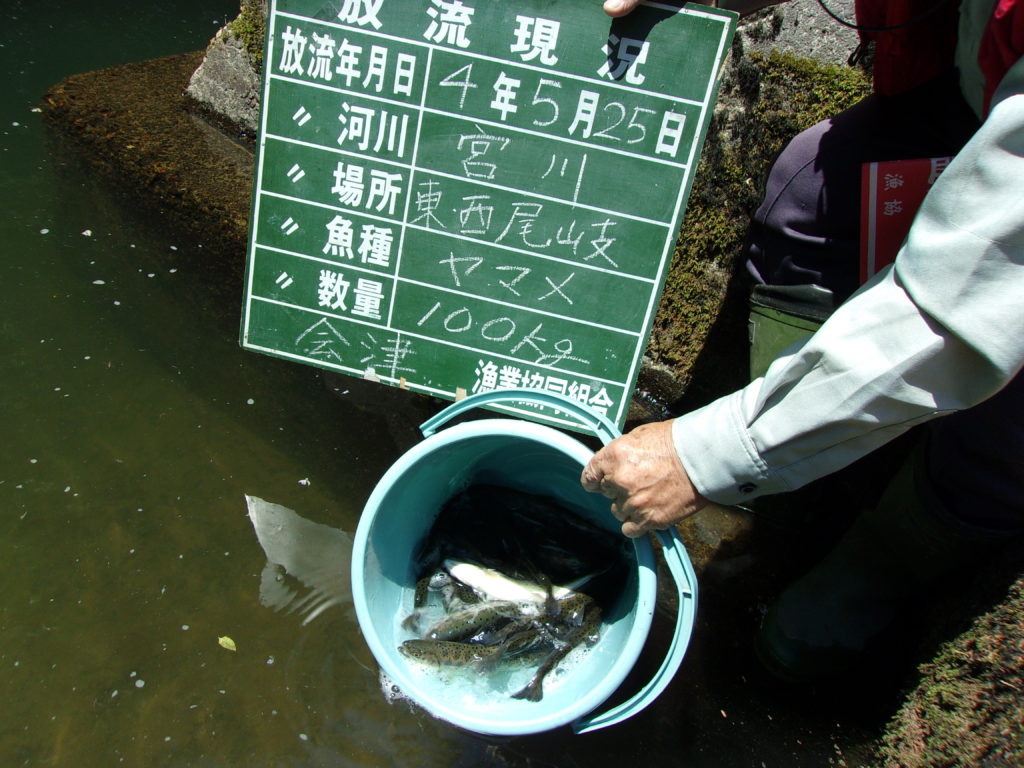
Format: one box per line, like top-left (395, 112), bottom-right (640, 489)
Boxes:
top-left (41, 51), bottom-right (253, 280)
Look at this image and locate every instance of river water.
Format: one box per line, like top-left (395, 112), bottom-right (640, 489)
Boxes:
top-left (0, 2), bottom-right (881, 766)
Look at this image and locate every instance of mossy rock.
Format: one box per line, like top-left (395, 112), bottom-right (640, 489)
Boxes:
top-left (873, 544), bottom-right (1024, 767)
top-left (229, 0), bottom-right (267, 75)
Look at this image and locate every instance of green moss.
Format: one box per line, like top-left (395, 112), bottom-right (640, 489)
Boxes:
top-left (874, 572), bottom-right (1024, 766)
top-left (756, 50), bottom-right (872, 129)
top-left (229, 0), bottom-right (266, 74)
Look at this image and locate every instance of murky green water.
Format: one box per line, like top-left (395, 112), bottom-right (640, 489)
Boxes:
top-left (0, 3), bottom-right (882, 766)
top-left (1, 2), bottom-right (432, 765)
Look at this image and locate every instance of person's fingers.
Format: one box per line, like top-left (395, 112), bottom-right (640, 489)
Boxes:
top-left (582, 449), bottom-right (625, 499)
top-left (620, 519), bottom-right (646, 538)
top-left (583, 419), bottom-right (705, 538)
top-left (580, 458), bottom-right (604, 492)
top-left (603, 0), bottom-right (642, 17)
top-left (609, 496), bottom-right (628, 521)
top-left (599, 475), bottom-right (624, 500)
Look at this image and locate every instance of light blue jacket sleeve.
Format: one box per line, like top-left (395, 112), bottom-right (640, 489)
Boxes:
top-left (672, 57), bottom-right (1024, 506)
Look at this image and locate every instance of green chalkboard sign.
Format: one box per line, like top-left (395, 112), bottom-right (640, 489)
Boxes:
top-left (241, 0), bottom-right (736, 429)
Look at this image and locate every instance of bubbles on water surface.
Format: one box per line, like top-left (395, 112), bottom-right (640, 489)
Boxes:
top-left (379, 669), bottom-right (411, 705)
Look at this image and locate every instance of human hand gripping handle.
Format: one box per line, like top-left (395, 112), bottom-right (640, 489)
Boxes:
top-left (581, 420), bottom-right (708, 538)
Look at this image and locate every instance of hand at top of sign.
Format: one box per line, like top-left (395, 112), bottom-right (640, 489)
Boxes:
top-left (602, 0), bottom-right (643, 17)
top-left (603, 0), bottom-right (787, 17)
top-left (581, 420), bottom-right (708, 538)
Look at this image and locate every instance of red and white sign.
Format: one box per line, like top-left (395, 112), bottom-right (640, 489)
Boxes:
top-left (860, 156), bottom-right (952, 284)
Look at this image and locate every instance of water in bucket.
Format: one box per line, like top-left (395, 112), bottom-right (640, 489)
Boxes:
top-left (396, 482), bottom-right (633, 703)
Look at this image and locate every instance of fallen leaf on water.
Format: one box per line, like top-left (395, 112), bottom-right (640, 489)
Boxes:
top-left (218, 636), bottom-right (237, 652)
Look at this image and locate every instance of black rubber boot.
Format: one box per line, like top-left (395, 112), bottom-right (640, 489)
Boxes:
top-left (755, 444), bottom-right (1006, 682)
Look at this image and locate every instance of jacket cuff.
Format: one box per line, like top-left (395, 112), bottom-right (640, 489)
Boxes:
top-left (671, 389), bottom-right (784, 505)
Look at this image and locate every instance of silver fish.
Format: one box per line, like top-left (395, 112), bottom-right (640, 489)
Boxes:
top-left (444, 560), bottom-right (576, 604)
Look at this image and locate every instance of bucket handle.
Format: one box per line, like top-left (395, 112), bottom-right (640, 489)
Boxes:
top-left (419, 387), bottom-right (698, 735)
top-left (572, 526), bottom-right (698, 734)
top-left (419, 387), bottom-right (621, 445)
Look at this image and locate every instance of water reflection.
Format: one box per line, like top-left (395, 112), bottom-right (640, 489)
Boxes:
top-left (247, 495), bottom-right (354, 626)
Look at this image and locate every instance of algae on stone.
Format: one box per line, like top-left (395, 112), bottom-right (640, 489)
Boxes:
top-left (229, 0), bottom-right (267, 74)
top-left (874, 558), bottom-right (1024, 767)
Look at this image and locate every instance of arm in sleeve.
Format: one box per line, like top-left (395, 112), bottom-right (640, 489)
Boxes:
top-left (672, 57), bottom-right (1024, 506)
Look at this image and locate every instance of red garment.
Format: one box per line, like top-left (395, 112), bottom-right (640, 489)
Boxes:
top-left (979, 0), bottom-right (1024, 113)
top-left (854, 0), bottom-right (962, 95)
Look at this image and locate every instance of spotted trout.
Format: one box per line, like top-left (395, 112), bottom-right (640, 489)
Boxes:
top-left (399, 639), bottom-right (503, 666)
top-left (424, 600), bottom-right (521, 642)
top-left (511, 597), bottom-right (602, 702)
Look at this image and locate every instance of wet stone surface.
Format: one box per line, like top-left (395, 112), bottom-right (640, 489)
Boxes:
top-left (41, 51), bottom-right (254, 275)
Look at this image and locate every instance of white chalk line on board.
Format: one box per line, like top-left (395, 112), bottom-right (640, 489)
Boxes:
top-left (256, 189), bottom-right (661, 285)
top-left (272, 9), bottom-right (713, 111)
top-left (248, 295), bottom-right (634, 388)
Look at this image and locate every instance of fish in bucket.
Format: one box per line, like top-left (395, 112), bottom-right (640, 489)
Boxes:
top-left (351, 389), bottom-right (697, 736)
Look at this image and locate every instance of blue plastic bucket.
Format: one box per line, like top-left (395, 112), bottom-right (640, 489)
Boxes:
top-left (351, 389), bottom-right (697, 736)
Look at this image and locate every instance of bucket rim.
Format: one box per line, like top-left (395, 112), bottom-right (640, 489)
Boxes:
top-left (351, 418), bottom-right (658, 735)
